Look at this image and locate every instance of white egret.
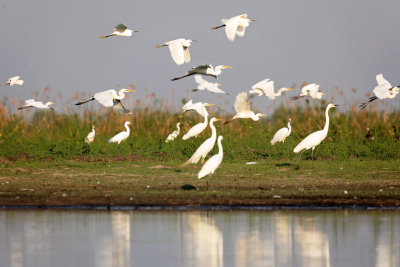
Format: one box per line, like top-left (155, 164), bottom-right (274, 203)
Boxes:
top-left (249, 78), bottom-right (293, 100)
top-left (293, 103), bottom-right (338, 168)
top-left (182, 100), bottom-right (214, 118)
top-left (183, 107), bottom-right (208, 140)
top-left (183, 118), bottom-right (220, 166)
top-left (108, 121), bottom-right (131, 145)
top-left (271, 118), bottom-right (292, 145)
top-left (156, 38), bottom-right (196, 65)
top-left (85, 126), bottom-right (95, 144)
top-left (171, 64), bottom-right (232, 81)
top-left (291, 83), bottom-right (326, 100)
top-left (2, 76), bottom-right (24, 86)
top-left (211, 14), bottom-right (255, 41)
top-left (17, 99), bottom-right (55, 110)
top-left (165, 122), bottom-right (181, 143)
top-left (359, 73), bottom-right (400, 109)
top-left (75, 88), bottom-right (134, 113)
top-left (192, 75), bottom-right (228, 94)
top-left (198, 135), bottom-right (224, 189)
top-left (224, 92), bottom-right (267, 124)
top-left (101, 24), bottom-right (137, 38)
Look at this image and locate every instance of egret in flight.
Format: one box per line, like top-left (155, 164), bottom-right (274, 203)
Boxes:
top-left (193, 75), bottom-right (228, 94)
top-left (101, 24), bottom-right (137, 38)
top-left (211, 14), bottom-right (255, 41)
top-left (165, 122), bottom-right (181, 143)
top-left (293, 103), bottom-right (338, 169)
top-left (156, 38), bottom-right (196, 65)
top-left (224, 92), bottom-right (266, 124)
top-left (183, 118), bottom-right (220, 166)
top-left (75, 88), bottom-right (134, 114)
top-left (198, 135), bottom-right (224, 190)
top-left (182, 100), bottom-right (214, 118)
top-left (109, 121), bottom-right (131, 145)
top-left (249, 78), bottom-right (293, 100)
top-left (291, 83), bottom-right (326, 100)
top-left (85, 126), bottom-right (95, 144)
top-left (17, 99), bottom-right (55, 110)
top-left (183, 107), bottom-right (209, 140)
top-left (2, 76), bottom-right (24, 86)
top-left (171, 64), bottom-right (231, 81)
top-left (359, 73), bottom-right (400, 109)
top-left (271, 118), bottom-right (292, 145)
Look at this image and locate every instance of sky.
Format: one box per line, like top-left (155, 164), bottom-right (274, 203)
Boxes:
top-left (1, 0), bottom-right (400, 113)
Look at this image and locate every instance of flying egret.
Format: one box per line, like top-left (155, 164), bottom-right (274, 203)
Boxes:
top-left (101, 24), bottom-right (137, 38)
top-left (85, 126), bottom-right (95, 144)
top-left (291, 83), bottom-right (326, 100)
top-left (156, 38), bottom-right (196, 65)
top-left (182, 100), bottom-right (214, 118)
top-left (224, 92), bottom-right (267, 124)
top-left (211, 14), bottom-right (255, 41)
top-left (108, 121), bottom-right (131, 145)
top-left (165, 122), bottom-right (181, 143)
top-left (198, 135), bottom-right (224, 190)
top-left (293, 103), bottom-right (338, 169)
top-left (75, 88), bottom-right (134, 114)
top-left (183, 107), bottom-right (209, 140)
top-left (171, 64), bottom-right (232, 81)
top-left (2, 76), bottom-right (24, 86)
top-left (17, 99), bottom-right (55, 110)
top-left (183, 118), bottom-right (220, 166)
top-left (271, 118), bottom-right (292, 145)
top-left (359, 73), bottom-right (400, 109)
top-left (192, 75), bottom-right (228, 94)
top-left (249, 78), bottom-right (293, 100)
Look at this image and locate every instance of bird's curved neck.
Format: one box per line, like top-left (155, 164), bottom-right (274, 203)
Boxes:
top-left (125, 123), bottom-right (130, 134)
top-left (323, 107), bottom-right (332, 133)
top-left (275, 88), bottom-right (285, 96)
top-left (217, 138), bottom-right (223, 156)
top-left (287, 121), bottom-right (291, 133)
top-left (117, 90), bottom-right (125, 99)
top-left (210, 121), bottom-right (217, 138)
top-left (176, 124), bottom-right (180, 131)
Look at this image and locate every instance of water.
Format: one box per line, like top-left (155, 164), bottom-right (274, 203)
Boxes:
top-left (0, 209), bottom-right (399, 267)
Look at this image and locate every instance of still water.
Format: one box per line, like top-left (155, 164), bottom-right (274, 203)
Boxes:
top-left (0, 209), bottom-right (399, 267)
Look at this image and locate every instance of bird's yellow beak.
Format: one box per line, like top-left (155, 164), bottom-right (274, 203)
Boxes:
top-left (205, 103), bottom-right (214, 106)
top-left (260, 114), bottom-right (267, 117)
top-left (285, 88), bottom-right (294, 91)
top-left (321, 93), bottom-right (326, 95)
top-left (1, 83), bottom-right (7, 86)
top-left (215, 118), bottom-right (221, 121)
top-left (156, 45), bottom-right (163, 48)
top-left (210, 27), bottom-right (218, 30)
top-left (216, 83), bottom-right (222, 86)
top-left (100, 36), bottom-right (106, 38)
top-left (222, 66), bottom-right (232, 69)
top-left (49, 102), bottom-right (55, 105)
top-left (125, 89), bottom-right (135, 92)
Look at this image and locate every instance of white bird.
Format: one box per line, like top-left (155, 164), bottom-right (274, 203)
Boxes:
top-left (183, 118), bottom-right (220, 166)
top-left (183, 107), bottom-right (209, 140)
top-left (108, 121), bottom-right (131, 145)
top-left (171, 64), bottom-right (232, 81)
top-left (293, 103), bottom-right (338, 168)
top-left (182, 100), bottom-right (214, 118)
top-left (249, 78), bottom-right (293, 100)
top-left (198, 135), bottom-right (224, 189)
top-left (192, 75), bottom-right (228, 94)
top-left (101, 24), bottom-right (137, 38)
top-left (271, 118), bottom-right (292, 145)
top-left (17, 99), bottom-right (55, 110)
top-left (85, 125), bottom-right (95, 144)
top-left (165, 122), bottom-right (181, 143)
top-left (292, 83), bottom-right (326, 100)
top-left (156, 38), bottom-right (196, 65)
top-left (224, 92), bottom-right (267, 124)
top-left (359, 73), bottom-right (400, 109)
top-left (75, 88), bottom-right (134, 113)
top-left (211, 14), bottom-right (255, 41)
top-left (2, 76), bottom-right (24, 86)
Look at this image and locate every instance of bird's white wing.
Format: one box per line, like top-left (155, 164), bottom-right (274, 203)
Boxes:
top-left (300, 83), bottom-right (315, 96)
top-left (237, 26), bottom-right (246, 37)
top-left (234, 92), bottom-right (251, 113)
top-left (207, 84), bottom-right (227, 94)
top-left (223, 16), bottom-right (240, 41)
top-left (108, 132), bottom-right (127, 143)
top-left (271, 128), bottom-right (289, 145)
top-left (183, 47), bottom-right (191, 63)
top-left (376, 73), bottom-right (391, 86)
top-left (194, 75), bottom-right (207, 86)
top-left (25, 99), bottom-right (36, 105)
top-left (182, 99), bottom-right (193, 111)
top-left (251, 78), bottom-right (270, 91)
top-left (262, 81), bottom-right (275, 99)
top-left (94, 90), bottom-right (115, 107)
top-left (198, 154), bottom-right (222, 179)
top-left (167, 40), bottom-right (185, 65)
top-left (374, 73), bottom-right (392, 99)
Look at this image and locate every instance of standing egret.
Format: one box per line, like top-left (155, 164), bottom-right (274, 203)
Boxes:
top-left (293, 103), bottom-right (338, 169)
top-left (108, 121), bottom-right (131, 145)
top-left (2, 76), bottom-right (24, 86)
top-left (359, 73), bottom-right (400, 109)
top-left (101, 24), bottom-right (137, 38)
top-left (192, 75), bottom-right (228, 94)
top-left (271, 119), bottom-right (292, 145)
top-left (17, 99), bottom-right (55, 110)
top-left (165, 122), bottom-right (181, 143)
top-left (85, 126), bottom-right (95, 144)
top-left (249, 78), bottom-right (293, 100)
top-left (198, 135), bottom-right (224, 190)
top-left (182, 100), bottom-right (214, 118)
top-left (183, 118), bottom-right (220, 166)
top-left (171, 64), bottom-right (231, 81)
top-left (291, 83), bottom-right (326, 100)
top-left (211, 14), bottom-right (255, 41)
top-left (183, 107), bottom-right (209, 140)
top-left (156, 38), bottom-right (196, 65)
top-left (75, 88), bottom-right (134, 114)
top-left (224, 92), bottom-right (267, 124)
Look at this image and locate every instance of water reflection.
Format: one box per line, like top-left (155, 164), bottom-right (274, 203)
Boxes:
top-left (0, 210), bottom-right (399, 267)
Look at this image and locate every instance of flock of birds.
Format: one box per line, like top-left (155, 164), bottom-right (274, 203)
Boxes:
top-left (2, 13), bottom-right (400, 188)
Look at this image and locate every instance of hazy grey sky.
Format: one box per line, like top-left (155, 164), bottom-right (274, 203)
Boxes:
top-left (1, 0), bottom-right (400, 113)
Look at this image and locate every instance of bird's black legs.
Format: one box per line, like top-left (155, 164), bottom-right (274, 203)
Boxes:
top-left (75, 97), bottom-right (95, 106)
top-left (296, 151), bottom-right (304, 170)
top-left (311, 148), bottom-right (315, 168)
